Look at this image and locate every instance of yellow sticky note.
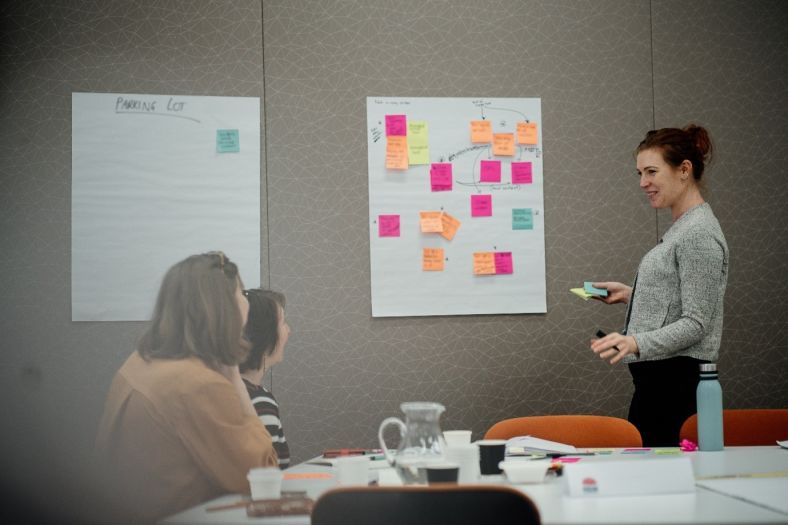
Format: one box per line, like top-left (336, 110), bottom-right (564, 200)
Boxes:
top-left (419, 211), bottom-right (444, 233)
top-left (407, 121), bottom-right (430, 165)
top-left (440, 212), bottom-right (461, 241)
top-left (470, 120), bottom-right (493, 143)
top-left (570, 288), bottom-right (593, 300)
top-left (473, 252), bottom-right (496, 275)
top-left (492, 133), bottom-right (515, 156)
top-left (422, 248), bottom-right (445, 271)
top-left (386, 136), bottom-right (408, 170)
top-left (517, 122), bottom-right (538, 145)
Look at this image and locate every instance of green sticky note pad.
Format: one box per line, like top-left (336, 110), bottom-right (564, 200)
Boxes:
top-left (216, 129), bottom-right (240, 153)
top-left (512, 208), bottom-right (534, 230)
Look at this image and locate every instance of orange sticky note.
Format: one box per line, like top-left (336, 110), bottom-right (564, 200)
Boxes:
top-left (470, 120), bottom-right (493, 143)
top-left (517, 122), bottom-right (538, 145)
top-left (440, 212), bottom-right (461, 241)
top-left (283, 472), bottom-right (333, 480)
top-left (492, 133), bottom-right (515, 156)
top-left (419, 211), bottom-right (444, 233)
top-left (386, 136), bottom-right (408, 170)
top-left (422, 248), bottom-right (445, 271)
top-left (473, 252), bottom-right (496, 275)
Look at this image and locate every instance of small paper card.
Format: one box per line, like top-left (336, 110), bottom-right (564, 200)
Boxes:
top-left (583, 282), bottom-right (608, 297)
top-left (563, 456), bottom-right (695, 497)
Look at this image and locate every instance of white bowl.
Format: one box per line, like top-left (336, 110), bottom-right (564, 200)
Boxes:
top-left (498, 460), bottom-right (549, 484)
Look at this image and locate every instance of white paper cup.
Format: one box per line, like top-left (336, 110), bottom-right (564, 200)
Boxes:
top-left (334, 455), bottom-right (369, 486)
top-left (444, 444), bottom-right (480, 483)
top-left (247, 467), bottom-right (283, 500)
top-left (443, 430), bottom-right (473, 446)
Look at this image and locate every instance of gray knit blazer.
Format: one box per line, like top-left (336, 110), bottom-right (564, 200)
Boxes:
top-left (624, 203), bottom-right (729, 363)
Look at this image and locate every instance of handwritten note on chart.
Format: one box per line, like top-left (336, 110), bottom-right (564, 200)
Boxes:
top-left (419, 211), bottom-right (444, 232)
top-left (430, 163), bottom-right (453, 191)
top-left (386, 136), bottom-right (408, 170)
top-left (471, 194), bottom-right (492, 217)
top-left (470, 120), bottom-right (493, 143)
top-left (480, 160), bottom-right (501, 182)
top-left (423, 248), bottom-right (445, 271)
top-left (386, 114), bottom-right (407, 136)
top-left (408, 121), bottom-right (430, 165)
top-left (440, 212), bottom-right (461, 241)
top-left (511, 162), bottom-right (533, 184)
top-left (378, 214), bottom-right (401, 237)
top-left (517, 122), bottom-right (538, 145)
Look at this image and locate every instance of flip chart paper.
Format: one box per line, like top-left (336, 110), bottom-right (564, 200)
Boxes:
top-left (407, 120), bottom-right (430, 165)
top-left (517, 122), bottom-right (538, 145)
top-left (430, 163), bottom-right (453, 191)
top-left (440, 212), bottom-right (461, 241)
top-left (470, 120), bottom-right (493, 143)
top-left (480, 160), bottom-right (501, 182)
top-left (419, 211), bottom-right (444, 232)
top-left (386, 136), bottom-right (408, 170)
top-left (512, 208), bottom-right (533, 230)
top-left (511, 162), bottom-right (533, 184)
top-left (473, 252), bottom-right (496, 275)
top-left (471, 194), bottom-right (492, 217)
top-left (423, 248), bottom-right (445, 271)
top-left (385, 114), bottom-right (407, 136)
top-left (378, 215), bottom-right (401, 237)
top-left (492, 133), bottom-right (515, 156)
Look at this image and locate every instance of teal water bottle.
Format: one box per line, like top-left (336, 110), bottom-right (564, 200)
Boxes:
top-left (696, 363), bottom-right (724, 451)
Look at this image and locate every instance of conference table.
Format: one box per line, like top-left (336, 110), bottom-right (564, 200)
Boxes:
top-left (161, 446), bottom-right (788, 525)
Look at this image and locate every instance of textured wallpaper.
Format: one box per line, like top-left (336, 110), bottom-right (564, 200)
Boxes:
top-left (1, 0), bottom-right (786, 521)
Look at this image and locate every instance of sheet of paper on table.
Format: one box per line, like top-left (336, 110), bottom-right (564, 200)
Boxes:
top-left (506, 435), bottom-right (577, 455)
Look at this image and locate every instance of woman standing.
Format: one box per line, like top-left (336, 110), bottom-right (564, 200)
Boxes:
top-left (590, 125), bottom-right (729, 447)
top-left (96, 252), bottom-right (277, 522)
top-left (240, 289), bottom-right (291, 468)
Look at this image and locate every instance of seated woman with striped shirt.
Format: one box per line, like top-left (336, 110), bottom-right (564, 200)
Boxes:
top-left (240, 289), bottom-right (291, 468)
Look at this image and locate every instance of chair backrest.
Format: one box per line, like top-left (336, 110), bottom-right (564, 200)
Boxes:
top-left (680, 409), bottom-right (788, 446)
top-left (311, 485), bottom-right (540, 525)
top-left (484, 415), bottom-right (642, 448)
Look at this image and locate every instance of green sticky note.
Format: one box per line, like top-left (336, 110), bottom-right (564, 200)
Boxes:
top-left (512, 208), bottom-right (534, 230)
top-left (407, 121), bottom-right (430, 165)
top-left (216, 129), bottom-right (240, 153)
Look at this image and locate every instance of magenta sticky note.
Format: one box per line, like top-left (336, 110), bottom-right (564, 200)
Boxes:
top-left (480, 160), bottom-right (501, 182)
top-left (385, 115), bottom-right (407, 136)
top-left (378, 215), bottom-right (400, 237)
top-left (430, 163), bottom-right (453, 192)
top-left (494, 252), bottom-right (513, 274)
top-left (471, 194), bottom-right (492, 217)
top-left (511, 162), bottom-right (533, 184)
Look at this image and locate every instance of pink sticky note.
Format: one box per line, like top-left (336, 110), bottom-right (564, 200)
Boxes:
top-left (480, 160), bottom-right (501, 183)
top-left (494, 252), bottom-right (513, 274)
top-left (385, 115), bottom-right (407, 136)
top-left (430, 163), bottom-right (453, 191)
top-left (511, 162), bottom-right (533, 184)
top-left (555, 457), bottom-right (582, 464)
top-left (378, 215), bottom-right (400, 237)
top-left (471, 194), bottom-right (492, 217)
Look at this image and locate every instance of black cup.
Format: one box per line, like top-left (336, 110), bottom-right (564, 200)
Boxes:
top-left (425, 464), bottom-right (459, 484)
top-left (477, 440), bottom-right (506, 475)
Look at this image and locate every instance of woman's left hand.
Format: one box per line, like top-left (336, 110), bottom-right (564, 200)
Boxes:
top-left (590, 332), bottom-right (639, 364)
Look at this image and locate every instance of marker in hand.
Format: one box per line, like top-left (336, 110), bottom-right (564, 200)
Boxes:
top-left (595, 330), bottom-right (620, 353)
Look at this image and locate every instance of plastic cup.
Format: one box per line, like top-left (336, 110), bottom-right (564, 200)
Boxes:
top-left (334, 455), bottom-right (369, 486)
top-left (499, 460), bottom-right (549, 483)
top-left (425, 463), bottom-right (459, 484)
top-left (443, 430), bottom-right (472, 446)
top-left (247, 467), bottom-right (283, 500)
top-left (477, 439), bottom-right (507, 475)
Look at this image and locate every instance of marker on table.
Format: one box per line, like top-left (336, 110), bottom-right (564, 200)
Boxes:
top-left (596, 330), bottom-right (620, 353)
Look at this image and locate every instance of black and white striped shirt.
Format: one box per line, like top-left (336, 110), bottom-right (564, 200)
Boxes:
top-left (243, 379), bottom-right (291, 468)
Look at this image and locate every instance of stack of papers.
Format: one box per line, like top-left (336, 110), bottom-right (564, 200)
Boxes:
top-left (506, 435), bottom-right (577, 455)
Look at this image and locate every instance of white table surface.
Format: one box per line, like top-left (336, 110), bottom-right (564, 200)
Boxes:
top-left (160, 446), bottom-right (788, 525)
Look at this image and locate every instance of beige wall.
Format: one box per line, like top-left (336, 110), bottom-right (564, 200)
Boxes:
top-left (1, 0), bottom-right (786, 521)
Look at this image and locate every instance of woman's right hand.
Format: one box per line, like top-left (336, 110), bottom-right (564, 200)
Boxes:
top-left (591, 281), bottom-right (632, 304)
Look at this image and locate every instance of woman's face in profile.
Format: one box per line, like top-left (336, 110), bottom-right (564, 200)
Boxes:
top-left (235, 279), bottom-right (250, 327)
top-left (269, 305), bottom-right (290, 366)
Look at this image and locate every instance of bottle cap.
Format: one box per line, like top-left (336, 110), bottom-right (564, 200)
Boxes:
top-left (699, 363), bottom-right (717, 372)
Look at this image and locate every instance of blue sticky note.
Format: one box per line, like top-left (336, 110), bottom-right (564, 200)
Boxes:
top-left (216, 129), bottom-right (240, 153)
top-left (512, 208), bottom-right (533, 230)
top-left (584, 282), bottom-right (608, 297)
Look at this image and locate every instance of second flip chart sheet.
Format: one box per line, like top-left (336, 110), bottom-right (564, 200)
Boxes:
top-left (367, 97), bottom-right (546, 317)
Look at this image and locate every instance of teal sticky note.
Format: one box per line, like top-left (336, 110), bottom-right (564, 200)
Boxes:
top-left (216, 129), bottom-right (240, 153)
top-left (583, 282), bottom-right (608, 297)
top-left (512, 208), bottom-right (534, 230)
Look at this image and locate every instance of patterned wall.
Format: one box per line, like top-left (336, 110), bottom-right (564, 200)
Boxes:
top-left (1, 0), bottom-right (786, 520)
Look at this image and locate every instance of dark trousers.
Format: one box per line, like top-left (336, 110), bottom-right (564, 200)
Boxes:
top-left (627, 356), bottom-right (707, 447)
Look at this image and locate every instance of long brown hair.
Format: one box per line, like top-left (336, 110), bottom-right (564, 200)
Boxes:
top-left (137, 252), bottom-right (250, 369)
top-left (240, 289), bottom-right (286, 373)
top-left (636, 124), bottom-right (713, 181)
